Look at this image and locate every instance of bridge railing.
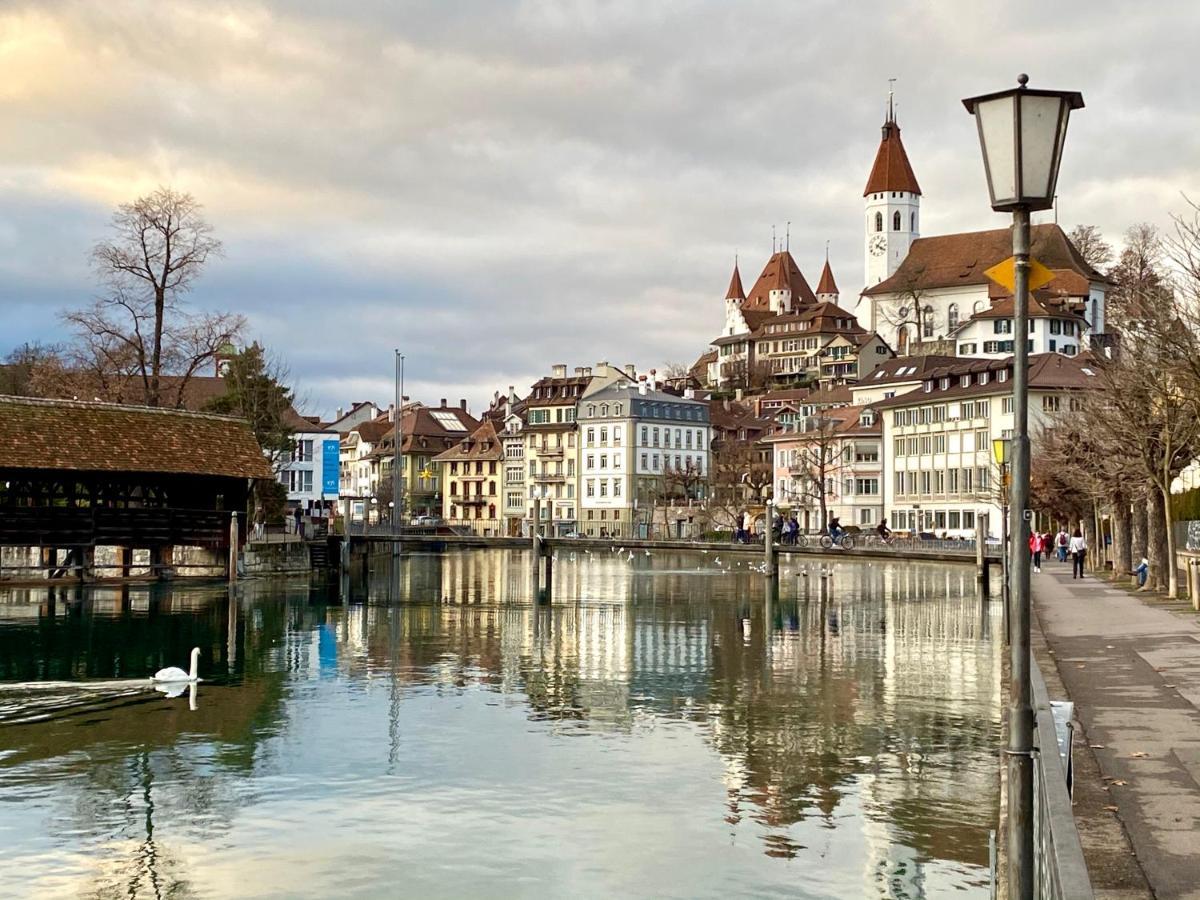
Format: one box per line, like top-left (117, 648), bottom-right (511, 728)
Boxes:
top-left (1031, 659), bottom-right (1094, 899)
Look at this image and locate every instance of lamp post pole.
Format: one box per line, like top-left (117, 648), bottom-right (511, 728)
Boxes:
top-left (1009, 206), bottom-right (1035, 899)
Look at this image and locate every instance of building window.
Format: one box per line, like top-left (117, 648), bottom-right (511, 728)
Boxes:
top-left (875, 211), bottom-right (883, 233)
top-left (948, 303), bottom-right (959, 331)
top-left (892, 210), bottom-right (901, 231)
top-left (911, 212), bottom-right (917, 231)
top-left (614, 480), bottom-right (621, 498)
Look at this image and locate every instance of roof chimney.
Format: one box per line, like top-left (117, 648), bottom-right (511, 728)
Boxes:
top-left (623, 363), bottom-right (636, 379)
top-left (574, 366), bottom-right (584, 377)
top-left (508, 385), bottom-right (517, 404)
top-left (459, 398), bottom-right (467, 410)
top-left (684, 388), bottom-right (695, 400)
top-left (552, 363), bottom-right (567, 378)
top-left (336, 407), bottom-right (344, 421)
top-left (638, 375), bottom-right (648, 396)
top-left (388, 403), bottom-right (395, 422)
top-left (440, 398), bottom-right (447, 408)
top-left (596, 361), bottom-right (609, 377)
top-left (735, 388), bottom-right (743, 402)
top-left (582, 366), bottom-right (592, 377)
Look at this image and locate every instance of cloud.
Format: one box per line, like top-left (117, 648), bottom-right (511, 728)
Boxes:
top-left (1, 1), bottom-right (1198, 415)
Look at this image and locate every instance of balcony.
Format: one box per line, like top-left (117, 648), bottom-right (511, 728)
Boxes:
top-left (536, 446), bottom-right (564, 459)
top-left (457, 473), bottom-right (489, 482)
top-left (452, 494), bottom-right (488, 505)
top-left (533, 473), bottom-right (566, 483)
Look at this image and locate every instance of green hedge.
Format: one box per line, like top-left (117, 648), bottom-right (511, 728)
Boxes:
top-left (1172, 487), bottom-right (1200, 521)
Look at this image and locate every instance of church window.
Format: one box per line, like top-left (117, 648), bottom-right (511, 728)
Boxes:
top-left (911, 212), bottom-right (917, 231)
top-left (893, 211), bottom-right (901, 231)
top-left (947, 303), bottom-right (959, 330)
top-left (874, 212), bottom-right (883, 233)
top-left (896, 326), bottom-right (909, 354)
top-left (922, 307), bottom-right (934, 339)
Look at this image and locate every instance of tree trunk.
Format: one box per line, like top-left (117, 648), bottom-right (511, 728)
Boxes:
top-left (1147, 490), bottom-right (1169, 591)
top-left (1083, 507), bottom-right (1099, 574)
top-left (1111, 495), bottom-right (1132, 581)
top-left (1161, 483), bottom-right (1179, 599)
top-left (1131, 489), bottom-right (1148, 566)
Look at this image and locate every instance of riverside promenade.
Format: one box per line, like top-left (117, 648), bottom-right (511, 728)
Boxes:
top-left (1034, 567), bottom-right (1200, 899)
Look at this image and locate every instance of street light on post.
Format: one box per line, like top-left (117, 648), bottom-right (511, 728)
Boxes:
top-left (993, 437), bottom-right (1013, 642)
top-left (964, 75), bottom-right (1083, 900)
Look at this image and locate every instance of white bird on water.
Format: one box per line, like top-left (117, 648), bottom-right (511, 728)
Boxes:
top-left (152, 648), bottom-right (201, 684)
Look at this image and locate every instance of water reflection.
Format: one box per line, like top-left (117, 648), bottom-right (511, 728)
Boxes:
top-left (0, 551), bottom-right (1000, 899)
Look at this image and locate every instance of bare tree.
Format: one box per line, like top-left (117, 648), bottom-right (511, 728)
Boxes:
top-left (1067, 224), bottom-right (1114, 272)
top-left (708, 438), bottom-right (771, 530)
top-left (70, 187), bottom-right (243, 407)
top-left (779, 414), bottom-right (852, 531)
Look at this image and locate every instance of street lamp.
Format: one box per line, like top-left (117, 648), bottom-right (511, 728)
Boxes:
top-left (964, 75), bottom-right (1083, 900)
top-left (992, 437), bottom-right (1013, 635)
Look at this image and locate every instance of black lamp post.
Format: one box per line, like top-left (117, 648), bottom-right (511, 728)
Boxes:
top-left (963, 75), bottom-right (1083, 900)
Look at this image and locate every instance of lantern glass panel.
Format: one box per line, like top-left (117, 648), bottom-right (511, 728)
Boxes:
top-left (1019, 94), bottom-right (1065, 203)
top-left (976, 95), bottom-right (1016, 205)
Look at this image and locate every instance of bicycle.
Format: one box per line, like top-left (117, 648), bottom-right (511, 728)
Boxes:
top-left (819, 532), bottom-right (856, 551)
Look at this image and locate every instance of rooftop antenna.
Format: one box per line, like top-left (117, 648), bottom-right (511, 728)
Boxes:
top-left (1053, 194), bottom-right (1059, 224)
top-left (825, 239), bottom-right (830, 260)
top-left (887, 77), bottom-right (897, 122)
top-left (772, 224), bottom-right (777, 254)
top-left (785, 221), bottom-right (791, 252)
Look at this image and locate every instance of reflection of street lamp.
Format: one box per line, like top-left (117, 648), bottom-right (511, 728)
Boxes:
top-left (964, 74), bottom-right (1083, 900)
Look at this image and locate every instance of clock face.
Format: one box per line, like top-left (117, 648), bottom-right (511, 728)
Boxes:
top-left (869, 234), bottom-right (887, 256)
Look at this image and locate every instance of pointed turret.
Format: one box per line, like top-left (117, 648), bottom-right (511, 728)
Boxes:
top-left (816, 258), bottom-right (839, 303)
top-left (725, 260), bottom-right (746, 302)
top-left (864, 92), bottom-right (921, 287)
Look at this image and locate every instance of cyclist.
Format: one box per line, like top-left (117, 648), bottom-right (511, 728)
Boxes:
top-left (827, 516), bottom-right (844, 544)
top-left (876, 518), bottom-right (893, 543)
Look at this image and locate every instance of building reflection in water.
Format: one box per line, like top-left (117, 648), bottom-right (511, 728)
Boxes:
top-left (0, 550), bottom-right (999, 898)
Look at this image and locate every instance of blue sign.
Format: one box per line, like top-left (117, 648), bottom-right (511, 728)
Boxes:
top-left (322, 439), bottom-right (340, 497)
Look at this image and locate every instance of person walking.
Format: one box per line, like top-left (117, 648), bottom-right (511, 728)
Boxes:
top-left (293, 505), bottom-right (304, 540)
top-left (1068, 528), bottom-right (1087, 579)
top-left (1056, 527), bottom-right (1069, 563)
top-left (1029, 531), bottom-right (1044, 573)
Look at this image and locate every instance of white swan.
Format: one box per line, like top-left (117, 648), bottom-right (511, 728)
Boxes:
top-left (153, 647), bottom-right (200, 684)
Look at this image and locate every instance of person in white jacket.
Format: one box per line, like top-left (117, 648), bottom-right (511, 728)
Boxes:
top-left (1068, 528), bottom-right (1087, 579)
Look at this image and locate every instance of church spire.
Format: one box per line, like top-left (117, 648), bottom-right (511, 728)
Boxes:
top-left (864, 90), bottom-right (921, 197)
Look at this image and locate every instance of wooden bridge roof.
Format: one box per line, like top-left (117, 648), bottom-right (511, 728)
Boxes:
top-left (0, 395), bottom-right (272, 479)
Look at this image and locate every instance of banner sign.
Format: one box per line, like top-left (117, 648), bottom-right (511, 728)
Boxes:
top-left (322, 439), bottom-right (340, 497)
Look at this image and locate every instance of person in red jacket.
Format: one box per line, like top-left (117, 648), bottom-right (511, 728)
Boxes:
top-left (1029, 531), bottom-right (1044, 573)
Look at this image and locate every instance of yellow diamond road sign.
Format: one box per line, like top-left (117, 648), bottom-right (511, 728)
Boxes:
top-left (983, 256), bottom-right (1055, 294)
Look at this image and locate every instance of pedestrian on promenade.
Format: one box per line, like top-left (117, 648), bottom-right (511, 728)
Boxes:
top-left (1030, 531), bottom-right (1044, 573)
top-left (789, 514), bottom-right (799, 545)
top-left (1056, 527), bottom-right (1069, 562)
top-left (1132, 556), bottom-right (1149, 589)
top-left (253, 506), bottom-right (264, 542)
top-left (1068, 527), bottom-right (1087, 579)
top-left (293, 505), bottom-right (304, 540)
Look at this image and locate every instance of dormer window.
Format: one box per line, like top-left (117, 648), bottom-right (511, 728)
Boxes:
top-left (923, 381), bottom-right (933, 393)
top-left (979, 372), bottom-right (989, 385)
top-left (940, 377), bottom-right (950, 390)
top-left (960, 375), bottom-right (971, 388)
top-left (998, 370), bottom-right (1009, 383)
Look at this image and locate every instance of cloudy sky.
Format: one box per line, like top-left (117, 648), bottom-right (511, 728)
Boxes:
top-left (1, 1), bottom-right (1197, 418)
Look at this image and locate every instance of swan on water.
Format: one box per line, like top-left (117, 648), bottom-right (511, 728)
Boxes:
top-left (153, 648), bottom-right (200, 684)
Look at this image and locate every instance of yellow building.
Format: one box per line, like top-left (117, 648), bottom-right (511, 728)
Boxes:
top-left (435, 419), bottom-right (504, 534)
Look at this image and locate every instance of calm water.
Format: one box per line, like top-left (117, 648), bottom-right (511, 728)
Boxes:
top-left (0, 549), bottom-right (1001, 899)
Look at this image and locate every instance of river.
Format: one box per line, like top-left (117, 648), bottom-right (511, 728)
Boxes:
top-left (0, 548), bottom-right (1001, 899)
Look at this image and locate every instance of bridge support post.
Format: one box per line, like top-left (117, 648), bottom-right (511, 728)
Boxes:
top-left (228, 512), bottom-right (239, 585)
top-left (764, 499), bottom-right (778, 580)
top-left (530, 498), bottom-right (541, 598)
top-left (976, 513), bottom-right (990, 595)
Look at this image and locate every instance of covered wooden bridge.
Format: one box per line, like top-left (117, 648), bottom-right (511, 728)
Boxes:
top-left (0, 396), bottom-right (270, 580)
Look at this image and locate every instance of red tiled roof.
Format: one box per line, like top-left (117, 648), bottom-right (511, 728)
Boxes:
top-left (816, 259), bottom-right (839, 296)
top-left (863, 223), bottom-right (1108, 297)
top-left (742, 251), bottom-right (818, 311)
top-left (863, 120), bottom-right (921, 196)
top-left (0, 395), bottom-right (272, 479)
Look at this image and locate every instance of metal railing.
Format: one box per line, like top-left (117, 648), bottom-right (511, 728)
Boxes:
top-left (1030, 660), bottom-right (1093, 899)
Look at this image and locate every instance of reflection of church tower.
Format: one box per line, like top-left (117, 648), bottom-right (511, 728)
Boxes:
top-left (863, 92), bottom-right (921, 288)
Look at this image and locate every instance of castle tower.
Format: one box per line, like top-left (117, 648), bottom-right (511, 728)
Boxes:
top-left (864, 92), bottom-right (921, 288)
top-left (816, 255), bottom-right (839, 305)
top-left (724, 258), bottom-right (746, 318)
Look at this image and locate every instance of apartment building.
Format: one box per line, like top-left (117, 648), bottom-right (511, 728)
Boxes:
top-left (435, 419), bottom-right (504, 534)
top-left (869, 354), bottom-right (1099, 538)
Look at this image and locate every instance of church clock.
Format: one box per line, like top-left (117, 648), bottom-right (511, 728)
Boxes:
top-left (869, 234), bottom-right (887, 257)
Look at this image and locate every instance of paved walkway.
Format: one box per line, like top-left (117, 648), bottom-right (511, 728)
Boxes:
top-left (1034, 567), bottom-right (1200, 900)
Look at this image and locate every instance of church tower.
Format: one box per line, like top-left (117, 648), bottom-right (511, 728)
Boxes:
top-left (863, 93), bottom-right (921, 288)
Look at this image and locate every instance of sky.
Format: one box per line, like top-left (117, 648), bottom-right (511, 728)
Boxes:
top-left (1, 1), bottom-right (1198, 419)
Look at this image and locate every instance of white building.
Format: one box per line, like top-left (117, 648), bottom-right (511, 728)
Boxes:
top-left (577, 380), bottom-right (711, 538)
top-left (853, 103), bottom-right (1110, 357)
top-left (869, 354), bottom-right (1099, 538)
top-left (281, 423), bottom-right (342, 510)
